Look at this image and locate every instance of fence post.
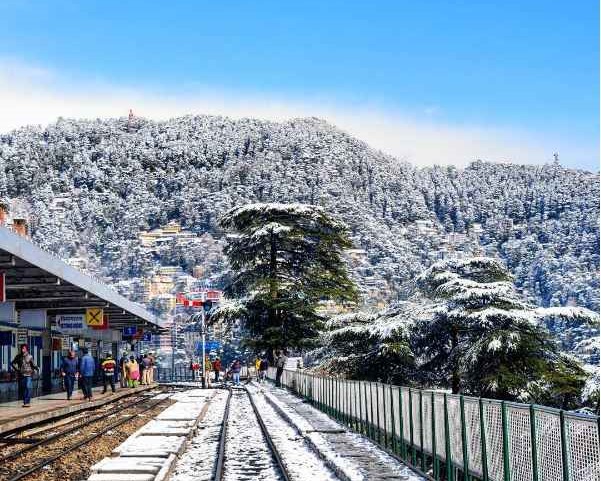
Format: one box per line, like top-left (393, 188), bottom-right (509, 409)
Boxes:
top-left (409, 388), bottom-right (416, 466)
top-left (363, 382), bottom-right (369, 436)
top-left (376, 383), bottom-right (382, 445)
top-left (369, 382), bottom-right (375, 440)
top-left (444, 393), bottom-right (454, 481)
top-left (479, 399), bottom-right (489, 481)
top-left (432, 391), bottom-right (438, 480)
top-left (529, 405), bottom-right (539, 481)
top-left (383, 384), bottom-right (389, 449)
top-left (460, 396), bottom-right (469, 480)
top-left (419, 389), bottom-right (425, 471)
top-left (559, 410), bottom-right (570, 481)
top-left (501, 401), bottom-right (511, 481)
top-left (390, 385), bottom-right (397, 455)
top-left (399, 387), bottom-right (406, 459)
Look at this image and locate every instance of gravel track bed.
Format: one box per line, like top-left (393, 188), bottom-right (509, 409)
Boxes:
top-left (0, 397), bottom-right (174, 481)
top-left (0, 393), bottom-right (158, 457)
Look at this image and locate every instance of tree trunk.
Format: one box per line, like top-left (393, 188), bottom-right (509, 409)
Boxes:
top-left (451, 326), bottom-right (460, 394)
top-left (268, 230), bottom-right (280, 345)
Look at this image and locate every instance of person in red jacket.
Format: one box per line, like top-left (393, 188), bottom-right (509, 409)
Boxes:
top-left (212, 358), bottom-right (222, 382)
top-left (101, 353), bottom-right (117, 394)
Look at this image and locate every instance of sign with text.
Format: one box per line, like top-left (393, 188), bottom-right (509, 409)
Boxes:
top-left (56, 314), bottom-right (85, 332)
top-left (16, 328), bottom-right (28, 346)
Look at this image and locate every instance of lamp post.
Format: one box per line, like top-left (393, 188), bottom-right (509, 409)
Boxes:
top-left (200, 308), bottom-right (206, 388)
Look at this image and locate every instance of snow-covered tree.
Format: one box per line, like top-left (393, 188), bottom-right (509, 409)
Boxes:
top-left (415, 257), bottom-right (593, 404)
top-left (315, 305), bottom-right (416, 384)
top-left (216, 203), bottom-right (358, 354)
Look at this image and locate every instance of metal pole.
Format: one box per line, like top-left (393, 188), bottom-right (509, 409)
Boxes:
top-left (171, 315), bottom-right (176, 381)
top-left (419, 390), bottom-right (425, 471)
top-left (432, 392), bottom-right (438, 480)
top-left (201, 310), bottom-right (206, 388)
top-left (409, 388), bottom-right (416, 466)
top-left (444, 393), bottom-right (454, 481)
top-left (501, 401), bottom-right (511, 481)
top-left (559, 410), bottom-right (570, 481)
top-left (530, 405), bottom-right (539, 481)
top-left (479, 399), bottom-right (489, 481)
top-left (390, 385), bottom-right (397, 455)
top-left (459, 396), bottom-right (469, 480)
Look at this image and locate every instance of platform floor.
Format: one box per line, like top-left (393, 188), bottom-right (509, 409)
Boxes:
top-left (0, 384), bottom-right (155, 435)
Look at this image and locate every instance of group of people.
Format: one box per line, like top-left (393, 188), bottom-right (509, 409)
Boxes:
top-left (254, 355), bottom-right (269, 382)
top-left (189, 356), bottom-right (243, 386)
top-left (119, 352), bottom-right (156, 388)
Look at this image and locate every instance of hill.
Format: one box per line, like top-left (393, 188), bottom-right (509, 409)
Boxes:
top-left (0, 115), bottom-right (598, 341)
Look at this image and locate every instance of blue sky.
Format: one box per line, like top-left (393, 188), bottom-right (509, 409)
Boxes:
top-left (0, 1), bottom-right (598, 170)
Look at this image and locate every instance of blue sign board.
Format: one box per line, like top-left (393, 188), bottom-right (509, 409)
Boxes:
top-left (122, 326), bottom-right (137, 336)
top-left (142, 332), bottom-right (152, 341)
top-left (195, 340), bottom-right (221, 352)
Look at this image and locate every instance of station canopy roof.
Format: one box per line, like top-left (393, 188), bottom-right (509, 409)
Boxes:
top-left (0, 227), bottom-right (164, 332)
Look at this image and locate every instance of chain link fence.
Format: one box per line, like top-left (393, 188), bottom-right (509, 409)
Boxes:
top-left (268, 368), bottom-right (599, 481)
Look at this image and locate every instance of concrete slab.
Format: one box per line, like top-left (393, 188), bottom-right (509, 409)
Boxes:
top-left (138, 419), bottom-right (196, 436)
top-left (88, 473), bottom-right (156, 481)
top-left (91, 456), bottom-right (168, 474)
top-left (155, 402), bottom-right (205, 421)
top-left (113, 435), bottom-right (187, 457)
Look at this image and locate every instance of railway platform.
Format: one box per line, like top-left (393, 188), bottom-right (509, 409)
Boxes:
top-left (0, 383), bottom-right (154, 435)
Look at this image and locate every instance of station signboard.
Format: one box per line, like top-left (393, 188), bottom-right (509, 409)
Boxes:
top-left (56, 314), bottom-right (85, 332)
top-left (16, 328), bottom-right (27, 346)
top-left (122, 326), bottom-right (137, 337)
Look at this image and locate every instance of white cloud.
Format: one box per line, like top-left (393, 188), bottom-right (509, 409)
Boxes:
top-left (0, 58), bottom-right (593, 168)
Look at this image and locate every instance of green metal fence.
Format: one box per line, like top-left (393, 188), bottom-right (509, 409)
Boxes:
top-left (268, 368), bottom-right (599, 481)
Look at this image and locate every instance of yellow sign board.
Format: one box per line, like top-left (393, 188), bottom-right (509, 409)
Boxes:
top-left (86, 308), bottom-right (104, 327)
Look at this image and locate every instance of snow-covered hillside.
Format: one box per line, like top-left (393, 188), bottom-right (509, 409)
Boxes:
top-left (0, 115), bottom-right (598, 319)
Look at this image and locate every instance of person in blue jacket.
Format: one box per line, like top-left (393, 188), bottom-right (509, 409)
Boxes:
top-left (79, 348), bottom-right (95, 401)
top-left (60, 350), bottom-right (79, 400)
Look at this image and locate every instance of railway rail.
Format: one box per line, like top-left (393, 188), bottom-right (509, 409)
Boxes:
top-left (0, 389), bottom-right (180, 481)
top-left (214, 387), bottom-right (292, 481)
top-left (0, 391), bottom-right (157, 451)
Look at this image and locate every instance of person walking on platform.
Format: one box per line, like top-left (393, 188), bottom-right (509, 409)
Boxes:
top-left (79, 348), bottom-right (95, 401)
top-left (230, 359), bottom-right (242, 386)
top-left (137, 354), bottom-right (145, 385)
top-left (101, 353), bottom-right (117, 394)
top-left (254, 356), bottom-right (261, 380)
top-left (141, 353), bottom-right (152, 385)
top-left (11, 344), bottom-right (39, 407)
top-left (258, 357), bottom-right (269, 383)
top-left (125, 355), bottom-right (140, 387)
top-left (275, 350), bottom-right (287, 387)
top-left (212, 357), bottom-right (222, 383)
top-left (119, 352), bottom-right (128, 387)
top-left (147, 352), bottom-right (156, 384)
top-left (60, 350), bottom-right (79, 400)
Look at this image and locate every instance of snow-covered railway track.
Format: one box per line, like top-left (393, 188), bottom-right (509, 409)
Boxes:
top-left (215, 388), bottom-right (290, 481)
top-left (210, 385), bottom-right (341, 481)
top-left (215, 387), bottom-right (289, 481)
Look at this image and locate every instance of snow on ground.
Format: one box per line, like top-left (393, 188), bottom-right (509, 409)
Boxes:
top-left (170, 389), bottom-right (229, 481)
top-left (246, 383), bottom-right (338, 481)
top-left (259, 382), bottom-right (424, 481)
top-left (223, 388), bottom-right (283, 481)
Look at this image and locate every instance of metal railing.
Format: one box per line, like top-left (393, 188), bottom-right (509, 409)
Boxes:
top-left (268, 368), bottom-right (600, 481)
